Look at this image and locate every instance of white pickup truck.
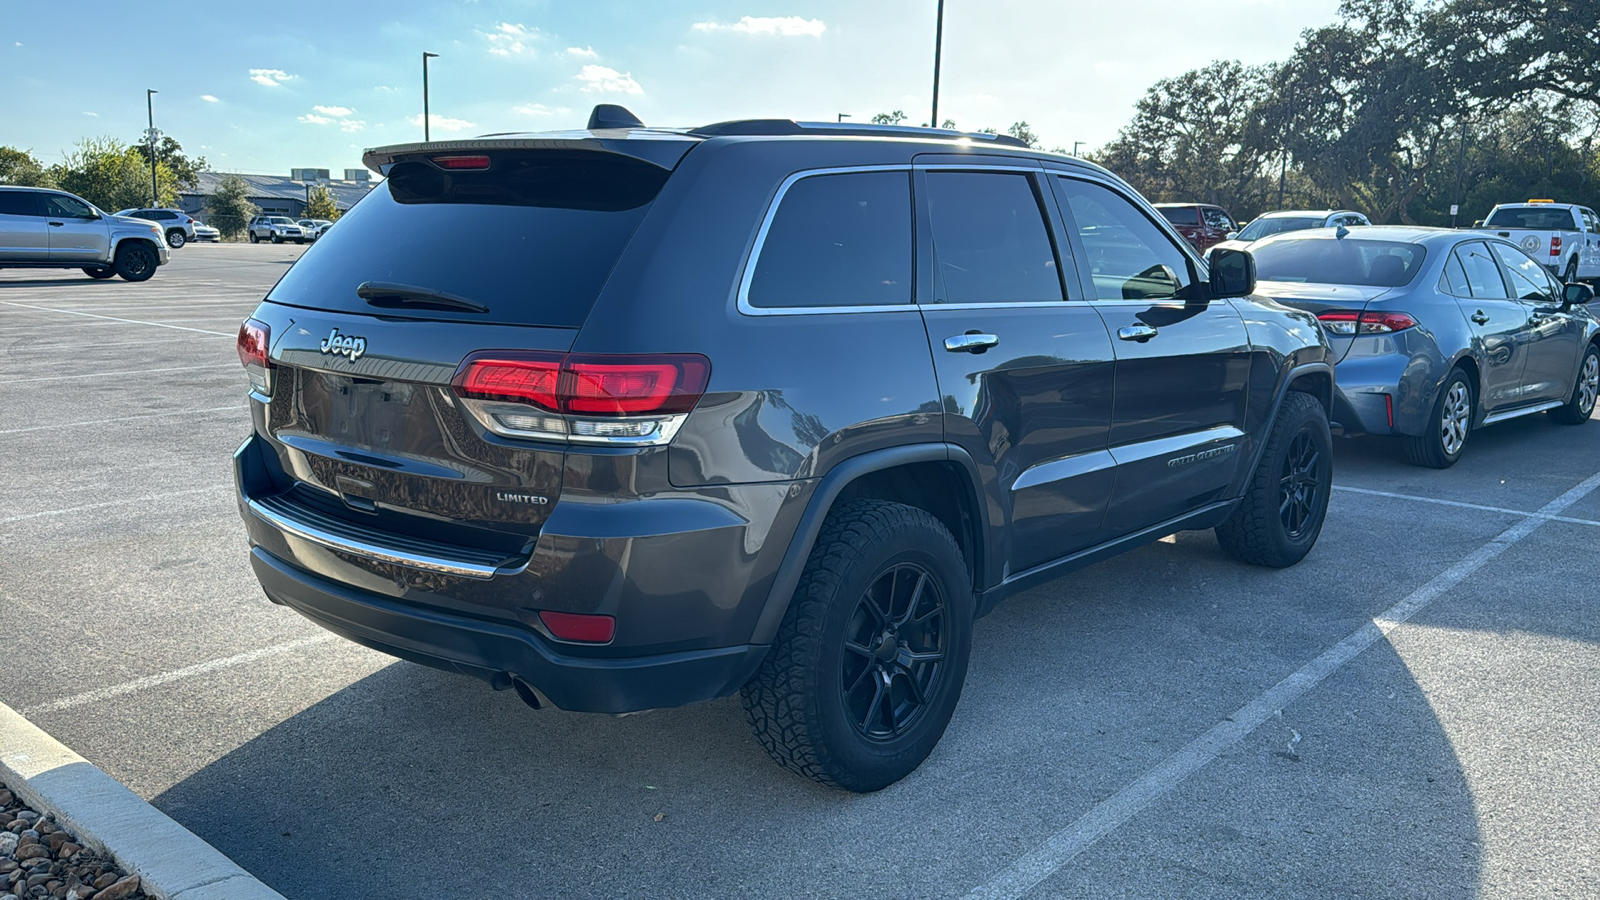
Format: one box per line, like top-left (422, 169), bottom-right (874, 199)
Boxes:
top-left (1472, 201), bottom-right (1600, 283)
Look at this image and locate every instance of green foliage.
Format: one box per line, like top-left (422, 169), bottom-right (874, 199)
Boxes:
top-left (870, 110), bottom-right (907, 125)
top-left (132, 136), bottom-right (207, 192)
top-left (303, 184), bottom-right (340, 221)
top-left (1006, 122), bottom-right (1039, 148)
top-left (52, 137), bottom-right (180, 211)
top-left (205, 175), bottom-right (257, 240)
top-left (0, 147), bottom-right (55, 187)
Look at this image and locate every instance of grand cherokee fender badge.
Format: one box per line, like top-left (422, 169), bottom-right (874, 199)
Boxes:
top-left (320, 327), bottom-right (367, 361)
top-left (1168, 443), bottom-right (1237, 468)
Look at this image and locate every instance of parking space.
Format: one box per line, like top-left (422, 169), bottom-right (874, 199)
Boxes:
top-left (3, 245), bottom-right (1597, 898)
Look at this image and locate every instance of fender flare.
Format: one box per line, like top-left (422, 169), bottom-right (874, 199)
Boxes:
top-left (747, 443), bottom-right (988, 646)
top-left (1240, 361), bottom-right (1334, 480)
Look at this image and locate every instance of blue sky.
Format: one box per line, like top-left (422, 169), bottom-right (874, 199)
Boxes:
top-left (2, 0), bottom-right (1339, 176)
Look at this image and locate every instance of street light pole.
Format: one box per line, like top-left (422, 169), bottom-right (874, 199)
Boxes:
top-left (1072, 141), bottom-right (1084, 157)
top-left (930, 0), bottom-right (944, 128)
top-left (1277, 80), bottom-right (1295, 209)
top-left (146, 89), bottom-right (159, 206)
top-left (422, 52), bottom-right (439, 141)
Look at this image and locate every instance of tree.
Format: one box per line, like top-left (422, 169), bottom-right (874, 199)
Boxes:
top-left (205, 175), bottom-right (257, 240)
top-left (0, 147), bottom-right (55, 187)
top-left (132, 136), bottom-right (208, 192)
top-left (53, 137), bottom-right (180, 211)
top-left (303, 184), bottom-right (339, 221)
top-left (870, 110), bottom-right (907, 125)
top-left (1006, 122), bottom-right (1039, 148)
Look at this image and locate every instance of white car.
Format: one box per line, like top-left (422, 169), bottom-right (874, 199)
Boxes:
top-left (248, 216), bottom-right (306, 244)
top-left (297, 218), bottom-right (334, 240)
top-left (1470, 201), bottom-right (1600, 283)
top-left (1206, 209), bottom-right (1371, 260)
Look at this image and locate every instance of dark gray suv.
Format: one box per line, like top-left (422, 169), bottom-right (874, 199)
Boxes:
top-left (233, 106), bottom-right (1335, 791)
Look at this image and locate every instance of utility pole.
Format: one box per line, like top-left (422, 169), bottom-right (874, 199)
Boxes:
top-left (930, 0), bottom-right (944, 129)
top-left (146, 89), bottom-right (159, 207)
top-left (1452, 115), bottom-right (1468, 227)
top-left (1277, 81), bottom-right (1295, 209)
top-left (422, 52), bottom-right (439, 141)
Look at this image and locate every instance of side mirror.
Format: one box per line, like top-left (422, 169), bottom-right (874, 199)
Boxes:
top-left (1563, 282), bottom-right (1594, 308)
top-left (1208, 247), bottom-right (1256, 299)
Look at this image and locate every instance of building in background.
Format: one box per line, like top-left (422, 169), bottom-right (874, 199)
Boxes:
top-left (179, 168), bottom-right (377, 219)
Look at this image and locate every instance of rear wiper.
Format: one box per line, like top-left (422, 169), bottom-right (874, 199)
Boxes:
top-left (357, 281), bottom-right (488, 313)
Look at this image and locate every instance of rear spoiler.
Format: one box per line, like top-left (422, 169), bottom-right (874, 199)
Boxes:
top-left (362, 132), bottom-right (701, 175)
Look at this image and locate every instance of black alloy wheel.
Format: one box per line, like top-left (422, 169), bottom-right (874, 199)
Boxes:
top-left (840, 562), bottom-right (948, 742)
top-left (1215, 391), bottom-right (1332, 567)
top-left (114, 244), bottom-right (157, 282)
top-left (1278, 430), bottom-right (1324, 540)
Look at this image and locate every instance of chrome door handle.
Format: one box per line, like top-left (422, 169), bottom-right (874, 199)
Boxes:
top-left (944, 332), bottom-right (999, 353)
top-left (1471, 311), bottom-right (1490, 325)
top-left (1117, 324), bottom-right (1159, 342)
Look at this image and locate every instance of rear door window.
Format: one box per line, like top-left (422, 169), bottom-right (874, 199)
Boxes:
top-left (1457, 242), bottom-right (1512, 299)
top-left (1056, 178), bottom-right (1194, 301)
top-left (268, 152), bottom-right (671, 327)
top-left (1440, 253), bottom-right (1470, 297)
top-left (746, 170), bottom-right (912, 309)
top-left (923, 171), bottom-right (1065, 304)
top-left (0, 192), bottom-right (41, 216)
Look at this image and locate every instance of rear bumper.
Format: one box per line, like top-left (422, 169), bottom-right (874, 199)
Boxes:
top-left (251, 546), bottom-right (768, 713)
top-left (1330, 331), bottom-right (1446, 437)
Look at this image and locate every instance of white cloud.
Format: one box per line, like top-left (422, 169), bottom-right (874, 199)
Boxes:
top-left (566, 46), bottom-right (599, 59)
top-left (485, 22), bottom-right (540, 56)
top-left (339, 120), bottom-right (366, 133)
top-left (249, 68), bottom-right (295, 87)
top-left (298, 113), bottom-right (334, 125)
top-left (408, 113), bottom-right (477, 132)
top-left (201, 94), bottom-right (220, 103)
top-left (82, 111), bottom-right (98, 117)
top-left (692, 16), bottom-right (826, 37)
top-left (575, 64), bottom-right (642, 95)
top-left (312, 105), bottom-right (355, 117)
top-left (513, 103), bottom-right (571, 117)
top-left (373, 85), bottom-right (399, 94)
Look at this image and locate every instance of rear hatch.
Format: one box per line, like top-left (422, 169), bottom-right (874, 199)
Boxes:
top-left (247, 139), bottom-right (690, 561)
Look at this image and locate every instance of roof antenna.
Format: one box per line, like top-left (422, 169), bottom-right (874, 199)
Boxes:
top-left (1335, 224), bottom-right (1350, 239)
top-left (587, 104), bottom-right (644, 130)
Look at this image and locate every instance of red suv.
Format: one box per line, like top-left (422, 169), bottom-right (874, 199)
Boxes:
top-left (1154, 203), bottom-right (1238, 253)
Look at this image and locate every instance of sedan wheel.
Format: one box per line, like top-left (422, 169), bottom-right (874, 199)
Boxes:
top-left (1550, 345), bottom-right (1600, 425)
top-left (1404, 369), bottom-right (1473, 468)
top-left (166, 230), bottom-right (185, 249)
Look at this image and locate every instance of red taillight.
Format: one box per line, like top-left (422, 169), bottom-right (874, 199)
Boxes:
top-left (1551, 236), bottom-right (1562, 257)
top-left (452, 352), bottom-right (710, 417)
top-left (237, 318), bottom-right (273, 394)
top-left (538, 611), bottom-right (615, 643)
top-left (433, 154), bottom-right (490, 170)
top-left (1316, 311), bottom-right (1417, 335)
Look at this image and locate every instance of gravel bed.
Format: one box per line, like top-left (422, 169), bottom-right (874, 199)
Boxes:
top-left (0, 783), bottom-right (147, 900)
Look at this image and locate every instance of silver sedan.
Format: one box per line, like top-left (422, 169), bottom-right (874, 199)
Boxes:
top-left (1247, 226), bottom-right (1600, 467)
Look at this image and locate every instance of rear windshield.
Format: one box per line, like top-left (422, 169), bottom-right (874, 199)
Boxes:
top-left (1157, 206), bottom-right (1200, 226)
top-left (266, 151), bottom-right (668, 327)
top-left (1252, 238), bottom-right (1427, 287)
top-left (1237, 216), bottom-right (1323, 241)
top-left (1484, 207), bottom-right (1580, 230)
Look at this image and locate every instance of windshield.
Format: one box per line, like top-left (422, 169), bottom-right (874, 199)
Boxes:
top-left (1484, 207), bottom-right (1580, 230)
top-left (1157, 206), bottom-right (1200, 226)
top-left (1238, 216), bottom-right (1324, 242)
top-left (1253, 238), bottom-right (1427, 288)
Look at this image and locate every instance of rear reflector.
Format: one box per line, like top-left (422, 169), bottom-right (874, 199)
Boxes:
top-left (1317, 311), bottom-right (1418, 335)
top-left (538, 611), bottom-right (615, 643)
top-left (433, 154), bottom-right (491, 170)
top-left (237, 318), bottom-right (273, 394)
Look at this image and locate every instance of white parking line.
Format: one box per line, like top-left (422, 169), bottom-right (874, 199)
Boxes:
top-left (966, 469), bottom-right (1600, 900)
top-left (0, 300), bottom-right (233, 336)
top-left (20, 635), bottom-right (340, 716)
top-left (0, 404), bottom-right (248, 436)
top-left (0, 486), bottom-right (228, 524)
top-left (0, 336), bottom-right (201, 352)
top-left (1333, 484), bottom-right (1600, 528)
top-left (0, 363), bottom-right (236, 385)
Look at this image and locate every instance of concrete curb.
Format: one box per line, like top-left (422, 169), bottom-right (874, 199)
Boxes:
top-left (0, 700), bottom-right (285, 900)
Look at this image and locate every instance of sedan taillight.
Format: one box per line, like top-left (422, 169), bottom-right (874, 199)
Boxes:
top-left (1317, 311), bottom-right (1418, 335)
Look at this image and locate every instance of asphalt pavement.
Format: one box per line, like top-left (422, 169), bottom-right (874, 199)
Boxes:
top-left (2, 244), bottom-right (1596, 898)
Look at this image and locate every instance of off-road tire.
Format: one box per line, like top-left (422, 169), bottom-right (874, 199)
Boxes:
top-left (1548, 343), bottom-right (1599, 425)
top-left (113, 243), bottom-right (157, 282)
top-left (1403, 368), bottom-right (1474, 468)
top-left (166, 229), bottom-right (185, 249)
top-left (741, 499), bottom-right (973, 792)
top-left (1215, 391), bottom-right (1331, 568)
top-left (82, 267), bottom-right (115, 280)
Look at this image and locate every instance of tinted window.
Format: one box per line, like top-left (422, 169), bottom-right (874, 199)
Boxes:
top-left (268, 153), bottom-right (670, 327)
top-left (1456, 242), bottom-right (1511, 299)
top-left (1058, 178), bottom-right (1193, 301)
top-left (1157, 206), bottom-right (1200, 226)
top-left (1484, 207), bottom-right (1580, 230)
top-left (42, 194), bottom-right (94, 218)
top-left (925, 171), bottom-right (1063, 304)
top-left (1237, 216), bottom-right (1323, 241)
top-left (1439, 253), bottom-right (1470, 297)
top-left (0, 191), bottom-right (39, 216)
top-left (1252, 238), bottom-right (1426, 287)
top-left (1490, 243), bottom-right (1557, 303)
top-left (747, 171), bottom-right (912, 309)
top-left (1202, 207), bottom-right (1233, 229)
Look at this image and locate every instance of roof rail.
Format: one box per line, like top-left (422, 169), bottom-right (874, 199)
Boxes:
top-left (689, 119), bottom-right (1031, 148)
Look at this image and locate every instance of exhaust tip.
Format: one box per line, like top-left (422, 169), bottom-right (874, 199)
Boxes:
top-left (510, 676), bottom-right (544, 710)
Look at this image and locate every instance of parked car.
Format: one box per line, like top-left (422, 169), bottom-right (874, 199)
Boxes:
top-left (248, 216), bottom-right (306, 244)
top-left (1248, 226), bottom-right (1599, 468)
top-left (1206, 209), bottom-right (1372, 260)
top-left (112, 208), bottom-right (198, 249)
top-left (297, 218), bottom-right (334, 240)
top-left (232, 106), bottom-right (1334, 791)
top-left (1153, 202), bottom-right (1238, 252)
top-left (191, 221), bottom-right (221, 242)
top-left (0, 187), bottom-right (170, 281)
top-left (1468, 201), bottom-right (1600, 283)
